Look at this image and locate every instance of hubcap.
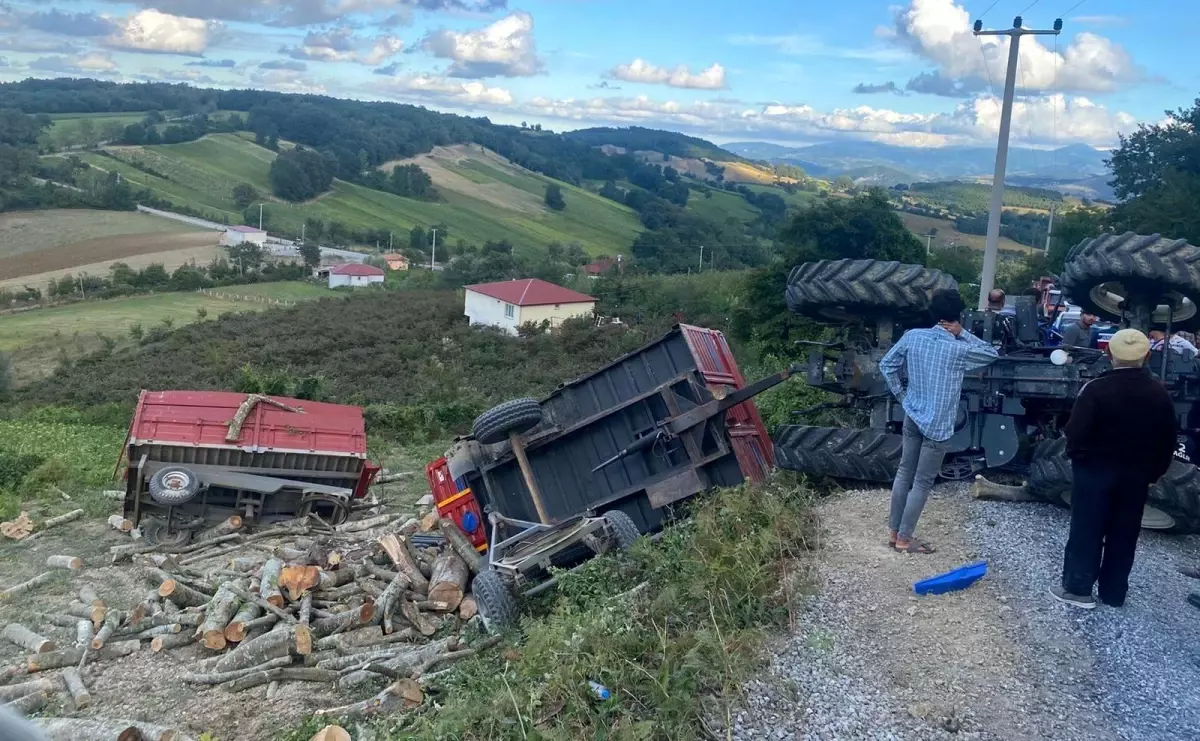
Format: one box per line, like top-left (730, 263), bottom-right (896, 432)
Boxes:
top-left (1089, 282), bottom-right (1197, 325)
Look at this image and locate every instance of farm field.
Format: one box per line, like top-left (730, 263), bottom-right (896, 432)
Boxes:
top-left (898, 211), bottom-right (1034, 255)
top-left (46, 112), bottom-right (146, 149)
top-left (1, 243), bottom-right (224, 293)
top-left (691, 188), bottom-right (760, 223)
top-left (0, 209), bottom-right (203, 260)
top-left (743, 183), bottom-right (822, 209)
top-left (86, 136), bottom-right (644, 256)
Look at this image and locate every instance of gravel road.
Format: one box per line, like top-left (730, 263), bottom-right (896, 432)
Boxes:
top-left (731, 482), bottom-right (1200, 741)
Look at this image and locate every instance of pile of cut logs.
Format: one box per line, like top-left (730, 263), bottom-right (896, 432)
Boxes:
top-left (0, 505), bottom-right (499, 738)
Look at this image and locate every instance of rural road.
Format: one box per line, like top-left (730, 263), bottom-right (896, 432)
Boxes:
top-left (732, 483), bottom-right (1200, 741)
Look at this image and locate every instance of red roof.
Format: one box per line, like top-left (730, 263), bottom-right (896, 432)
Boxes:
top-left (465, 278), bottom-right (595, 307)
top-left (129, 390), bottom-right (366, 457)
top-left (584, 258), bottom-right (617, 275)
top-left (329, 263), bottom-right (385, 277)
top-left (227, 225), bottom-right (266, 233)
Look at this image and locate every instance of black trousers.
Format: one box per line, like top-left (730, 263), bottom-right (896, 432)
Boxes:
top-left (1061, 460), bottom-right (1151, 605)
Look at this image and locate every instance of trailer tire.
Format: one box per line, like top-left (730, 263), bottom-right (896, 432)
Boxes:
top-left (1028, 437), bottom-right (1200, 533)
top-left (472, 398), bottom-right (544, 446)
top-left (1061, 232), bottom-right (1200, 329)
top-left (603, 510), bottom-right (641, 550)
top-left (472, 569), bottom-right (519, 632)
top-left (140, 518), bottom-right (194, 548)
top-left (786, 259), bottom-right (958, 324)
top-left (773, 426), bottom-right (902, 483)
top-left (148, 466), bottom-right (201, 506)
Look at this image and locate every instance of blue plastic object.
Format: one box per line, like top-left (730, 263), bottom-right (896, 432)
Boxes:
top-left (461, 511), bottom-right (479, 533)
top-left (913, 560), bottom-right (988, 596)
top-left (588, 681), bottom-right (611, 700)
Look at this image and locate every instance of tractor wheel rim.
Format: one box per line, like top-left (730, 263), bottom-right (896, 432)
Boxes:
top-left (163, 472), bottom-right (191, 491)
top-left (1090, 283), bottom-right (1197, 324)
top-left (1141, 505), bottom-right (1176, 530)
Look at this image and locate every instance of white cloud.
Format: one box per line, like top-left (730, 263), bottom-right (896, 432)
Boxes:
top-left (609, 59), bottom-right (727, 90)
top-left (282, 27), bottom-right (403, 65)
top-left (376, 74), bottom-right (514, 106)
top-left (892, 0), bottom-right (1140, 95)
top-left (420, 11), bottom-right (542, 78)
top-left (108, 9), bottom-right (218, 56)
top-left (249, 68), bottom-right (327, 94)
top-left (117, 0), bottom-right (506, 27)
top-left (29, 51), bottom-right (118, 74)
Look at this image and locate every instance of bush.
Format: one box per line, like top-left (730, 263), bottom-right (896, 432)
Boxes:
top-left (22, 458), bottom-right (70, 493)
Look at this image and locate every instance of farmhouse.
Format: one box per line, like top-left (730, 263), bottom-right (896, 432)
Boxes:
top-left (325, 263), bottom-right (385, 288)
top-left (382, 253), bottom-right (410, 271)
top-left (222, 225), bottom-right (267, 247)
top-left (464, 278), bottom-right (595, 335)
top-left (584, 256), bottom-right (623, 279)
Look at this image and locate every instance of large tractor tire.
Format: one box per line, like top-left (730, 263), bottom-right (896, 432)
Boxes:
top-left (471, 569), bottom-right (519, 632)
top-left (1061, 232), bottom-right (1200, 329)
top-left (603, 510), bottom-right (641, 550)
top-left (774, 426), bottom-right (902, 483)
top-left (1028, 437), bottom-right (1200, 533)
top-left (786, 259), bottom-right (958, 325)
top-left (472, 398), bottom-right (543, 446)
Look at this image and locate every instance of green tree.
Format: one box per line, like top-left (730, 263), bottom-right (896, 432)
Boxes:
top-left (77, 118), bottom-right (97, 149)
top-left (299, 241), bottom-right (321, 269)
top-left (226, 242), bottom-right (265, 272)
top-left (410, 226), bottom-right (429, 251)
top-left (1046, 207), bottom-right (1109, 273)
top-left (833, 174), bottom-right (855, 192)
top-left (232, 183), bottom-right (258, 209)
top-left (545, 183), bottom-right (566, 211)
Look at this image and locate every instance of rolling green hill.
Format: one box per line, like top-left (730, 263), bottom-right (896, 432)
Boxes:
top-left (564, 126), bottom-right (746, 162)
top-left (81, 134), bottom-right (642, 257)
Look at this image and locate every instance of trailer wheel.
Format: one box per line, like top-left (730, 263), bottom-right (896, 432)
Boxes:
top-left (140, 518), bottom-right (194, 548)
top-left (774, 426), bottom-right (902, 483)
top-left (786, 259), bottom-right (958, 325)
top-left (148, 466), bottom-right (202, 506)
top-left (603, 510), bottom-right (641, 550)
top-left (472, 569), bottom-right (519, 632)
top-left (1061, 232), bottom-right (1200, 329)
top-left (472, 398), bottom-right (544, 446)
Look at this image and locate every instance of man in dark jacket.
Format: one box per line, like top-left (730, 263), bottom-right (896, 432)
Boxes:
top-left (1052, 328), bottom-right (1178, 609)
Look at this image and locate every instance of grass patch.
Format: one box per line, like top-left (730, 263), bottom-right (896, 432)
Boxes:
top-left (333, 478), bottom-right (815, 740)
top-left (208, 282), bottom-right (338, 301)
top-left (0, 415), bottom-right (126, 517)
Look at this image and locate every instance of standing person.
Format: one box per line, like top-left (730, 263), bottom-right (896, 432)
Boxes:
top-left (879, 290), bottom-right (1000, 554)
top-left (1052, 329), bottom-right (1178, 609)
top-left (1149, 329), bottom-right (1198, 356)
top-left (1061, 312), bottom-right (1098, 348)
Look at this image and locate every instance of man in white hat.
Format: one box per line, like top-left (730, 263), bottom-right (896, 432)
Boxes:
top-left (1052, 328), bottom-right (1178, 609)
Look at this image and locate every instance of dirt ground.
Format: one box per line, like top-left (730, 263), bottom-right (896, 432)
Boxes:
top-left (1, 243), bottom-right (223, 293)
top-left (0, 233), bottom-right (218, 286)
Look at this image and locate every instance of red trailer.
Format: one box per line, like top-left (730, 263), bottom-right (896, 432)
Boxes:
top-left (121, 390), bottom-right (379, 545)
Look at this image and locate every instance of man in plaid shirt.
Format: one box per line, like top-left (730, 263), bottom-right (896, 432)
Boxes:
top-left (879, 290), bottom-right (999, 553)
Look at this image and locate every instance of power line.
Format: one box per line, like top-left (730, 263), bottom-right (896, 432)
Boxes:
top-left (1019, 0), bottom-right (1041, 14)
top-left (978, 38), bottom-right (999, 100)
top-left (1060, 0), bottom-right (1088, 15)
top-left (978, 0), bottom-right (1003, 20)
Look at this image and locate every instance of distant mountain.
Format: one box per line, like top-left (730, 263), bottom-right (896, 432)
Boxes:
top-left (723, 140), bottom-right (1112, 198)
top-left (565, 127), bottom-right (747, 163)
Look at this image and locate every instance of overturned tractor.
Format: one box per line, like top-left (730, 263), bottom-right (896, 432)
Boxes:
top-left (773, 232), bottom-right (1200, 533)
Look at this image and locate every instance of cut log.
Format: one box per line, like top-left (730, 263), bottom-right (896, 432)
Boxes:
top-left (75, 620), bottom-right (93, 647)
top-left (0, 678), bottom-right (55, 702)
top-left (373, 471), bottom-right (415, 484)
top-left (65, 601), bottom-right (106, 627)
top-left (90, 609), bottom-right (126, 650)
top-left (427, 550), bottom-right (469, 610)
top-left (401, 601), bottom-right (438, 637)
top-left (309, 600), bottom-right (375, 637)
top-left (61, 666), bottom-right (91, 709)
top-left (316, 644), bottom-right (420, 672)
top-left (315, 569), bottom-right (354, 590)
top-left (2, 624), bottom-right (56, 653)
top-left (376, 573), bottom-right (410, 635)
top-left (33, 718), bottom-right (191, 741)
top-left (438, 519), bottom-right (483, 573)
top-left (379, 535), bottom-right (428, 594)
top-left (21, 508), bottom-right (85, 545)
top-left (78, 585), bottom-right (103, 609)
top-left (150, 633), bottom-right (197, 653)
top-left (279, 566), bottom-right (321, 601)
top-left (183, 655), bottom-right (293, 685)
top-left (135, 624), bottom-right (181, 640)
top-left (108, 515), bottom-right (134, 533)
top-left (294, 593), bottom-right (313, 656)
top-left (28, 641), bottom-right (139, 672)
top-left (310, 726), bottom-right (351, 741)
top-left (0, 572), bottom-right (56, 601)
top-left (317, 678), bottom-right (423, 719)
top-left (228, 557), bottom-right (261, 572)
top-left (196, 516), bottom-right (243, 542)
top-left (226, 667), bottom-right (337, 693)
top-left (415, 600), bottom-right (453, 612)
top-left (259, 558), bottom-right (284, 608)
top-left (313, 627), bottom-right (413, 653)
top-left (336, 637), bottom-right (453, 690)
top-left (223, 601), bottom-right (264, 644)
top-left (972, 474), bottom-right (1041, 502)
top-left (362, 560), bottom-right (398, 582)
top-left (212, 628), bottom-right (297, 673)
top-left (335, 514), bottom-right (394, 533)
top-left (200, 582), bottom-right (244, 651)
top-left (157, 580), bottom-right (209, 609)
top-left (419, 512), bottom-right (439, 532)
top-left (226, 584), bottom-right (296, 625)
top-left (45, 555), bottom-right (83, 571)
top-left (6, 689), bottom-right (47, 715)
top-left (458, 595), bottom-right (478, 620)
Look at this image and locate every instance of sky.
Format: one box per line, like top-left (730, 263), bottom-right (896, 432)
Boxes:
top-left (0, 0), bottom-right (1193, 151)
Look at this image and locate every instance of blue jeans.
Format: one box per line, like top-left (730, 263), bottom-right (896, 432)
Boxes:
top-left (889, 416), bottom-right (948, 539)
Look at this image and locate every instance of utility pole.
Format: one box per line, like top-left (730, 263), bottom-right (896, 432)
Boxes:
top-left (698, 245), bottom-right (704, 273)
top-left (430, 228), bottom-right (438, 270)
top-left (925, 232), bottom-right (933, 257)
top-left (1043, 204), bottom-right (1056, 253)
top-left (973, 15), bottom-right (1061, 311)
top-left (258, 203), bottom-right (264, 231)
top-left (388, 232), bottom-right (393, 251)
top-left (301, 222), bottom-right (305, 243)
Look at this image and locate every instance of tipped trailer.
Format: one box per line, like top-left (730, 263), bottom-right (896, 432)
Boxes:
top-left (427, 325), bottom-right (795, 628)
top-left (121, 390), bottom-right (379, 546)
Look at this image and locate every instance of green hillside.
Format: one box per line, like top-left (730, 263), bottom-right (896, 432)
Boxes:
top-left (82, 134), bottom-right (642, 256)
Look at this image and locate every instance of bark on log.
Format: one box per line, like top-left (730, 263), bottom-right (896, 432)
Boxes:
top-left (316, 569), bottom-right (354, 590)
top-left (150, 633), bottom-right (197, 652)
top-left (136, 624), bottom-right (181, 640)
top-left (33, 718), bottom-right (193, 741)
top-left (28, 641), bottom-right (138, 672)
top-left (401, 601), bottom-right (437, 637)
top-left (309, 600), bottom-right (374, 637)
top-left (376, 573), bottom-right (410, 635)
top-left (362, 560), bottom-right (398, 582)
top-left (228, 557), bottom-right (261, 572)
top-left (183, 655), bottom-right (293, 685)
top-left (259, 558), bottom-right (284, 608)
top-left (317, 644), bottom-right (420, 672)
top-left (5, 689), bottom-right (47, 715)
top-left (108, 515), bottom-right (134, 533)
top-left (223, 601), bottom-right (264, 644)
top-left (75, 620), bottom-right (93, 648)
top-left (226, 667), bottom-right (337, 693)
top-left (373, 471), bottom-right (415, 484)
top-left (336, 637), bottom-right (453, 690)
top-left (2, 624), bottom-right (56, 653)
top-left (212, 628), bottom-right (296, 673)
top-left (428, 550), bottom-right (468, 610)
top-left (458, 595), bottom-right (478, 621)
top-left (61, 666), bottom-right (90, 709)
top-left (317, 678), bottom-right (423, 718)
top-left (226, 585), bottom-right (296, 625)
top-left (379, 535), bottom-right (428, 594)
top-left (0, 678), bottom-right (55, 702)
top-left (45, 555), bottom-right (82, 570)
top-left (415, 600), bottom-right (453, 612)
top-left (21, 509), bottom-right (84, 545)
top-left (64, 600), bottom-right (106, 627)
top-left (78, 585), bottom-right (103, 609)
top-left (196, 516), bottom-right (243, 542)
top-left (91, 609), bottom-right (126, 650)
top-left (313, 627), bottom-right (413, 653)
top-left (0, 572), bottom-right (56, 601)
top-left (972, 475), bottom-right (1041, 502)
top-left (294, 593), bottom-right (313, 656)
top-left (157, 580), bottom-right (209, 609)
top-left (438, 519), bottom-right (484, 574)
top-left (200, 582), bottom-right (244, 651)
top-left (335, 514), bottom-right (394, 533)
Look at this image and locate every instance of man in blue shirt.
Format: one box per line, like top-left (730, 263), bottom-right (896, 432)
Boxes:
top-left (879, 290), bottom-right (1000, 553)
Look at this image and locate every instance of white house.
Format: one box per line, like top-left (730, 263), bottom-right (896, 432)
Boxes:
top-left (222, 225), bottom-right (268, 247)
top-left (464, 278), bottom-right (596, 335)
top-left (326, 263), bottom-right (386, 288)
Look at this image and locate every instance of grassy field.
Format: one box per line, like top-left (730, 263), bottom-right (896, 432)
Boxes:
top-left (208, 282), bottom-right (338, 301)
top-left (898, 211), bottom-right (1034, 255)
top-left (46, 113), bottom-right (147, 149)
top-left (0, 209), bottom-right (201, 259)
top-left (744, 183), bottom-right (822, 209)
top-left (86, 136), bottom-right (643, 256)
top-left (692, 188), bottom-right (760, 223)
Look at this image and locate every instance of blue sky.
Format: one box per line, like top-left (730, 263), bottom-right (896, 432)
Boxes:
top-left (0, 0), bottom-right (1191, 149)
